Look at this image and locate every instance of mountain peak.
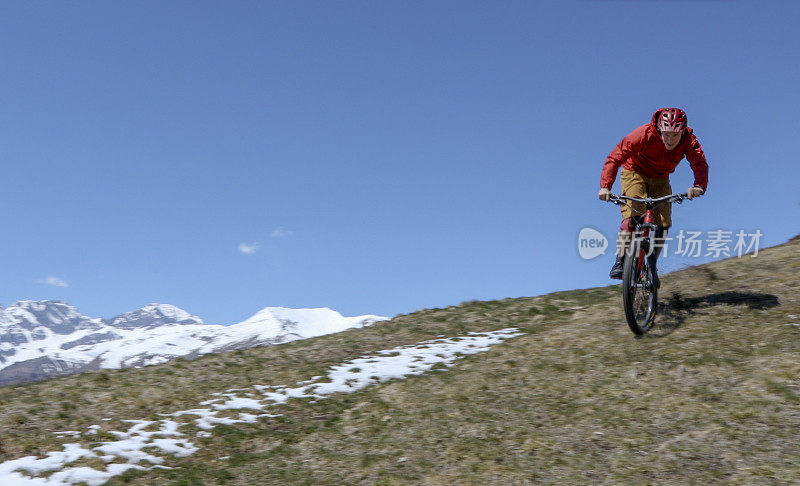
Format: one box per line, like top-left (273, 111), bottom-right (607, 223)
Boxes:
top-left (2, 300), bottom-right (98, 334)
top-left (103, 304), bottom-right (204, 329)
top-left (9, 300), bottom-right (72, 311)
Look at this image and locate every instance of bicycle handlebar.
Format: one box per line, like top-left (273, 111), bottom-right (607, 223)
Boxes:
top-left (607, 193), bottom-right (689, 208)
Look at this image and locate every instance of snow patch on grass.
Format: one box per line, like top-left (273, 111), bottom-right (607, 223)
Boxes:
top-left (0, 328), bottom-right (522, 485)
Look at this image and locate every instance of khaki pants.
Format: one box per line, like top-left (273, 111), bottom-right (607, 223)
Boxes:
top-left (620, 169), bottom-right (672, 228)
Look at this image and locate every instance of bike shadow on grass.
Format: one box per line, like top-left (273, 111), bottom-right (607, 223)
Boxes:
top-left (646, 291), bottom-right (781, 338)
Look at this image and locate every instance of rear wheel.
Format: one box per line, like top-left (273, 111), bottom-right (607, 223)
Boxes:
top-left (622, 239), bottom-right (658, 335)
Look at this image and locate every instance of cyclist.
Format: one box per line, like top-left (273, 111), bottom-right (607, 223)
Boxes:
top-left (598, 108), bottom-right (708, 281)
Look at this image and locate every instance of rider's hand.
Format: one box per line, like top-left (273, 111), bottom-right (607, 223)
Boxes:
top-left (687, 186), bottom-right (705, 199)
top-left (598, 188), bottom-right (611, 201)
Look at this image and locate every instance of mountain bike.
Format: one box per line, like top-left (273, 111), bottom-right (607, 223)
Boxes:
top-left (607, 193), bottom-right (690, 336)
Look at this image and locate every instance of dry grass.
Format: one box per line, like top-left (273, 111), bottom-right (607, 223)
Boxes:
top-left (0, 236), bottom-right (798, 485)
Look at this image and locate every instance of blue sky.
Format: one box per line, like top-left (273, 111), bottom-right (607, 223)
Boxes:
top-left (1, 1), bottom-right (797, 325)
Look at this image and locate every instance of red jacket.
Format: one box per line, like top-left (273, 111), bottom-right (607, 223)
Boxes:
top-left (600, 109), bottom-right (708, 191)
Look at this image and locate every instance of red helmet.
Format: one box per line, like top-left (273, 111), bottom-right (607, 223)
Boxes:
top-left (657, 108), bottom-right (687, 132)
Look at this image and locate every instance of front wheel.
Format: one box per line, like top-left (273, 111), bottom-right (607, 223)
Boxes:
top-left (622, 239), bottom-right (658, 336)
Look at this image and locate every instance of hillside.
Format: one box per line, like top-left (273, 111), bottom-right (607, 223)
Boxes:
top-left (0, 236), bottom-right (798, 485)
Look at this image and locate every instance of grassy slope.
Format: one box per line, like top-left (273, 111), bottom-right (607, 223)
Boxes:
top-left (0, 236), bottom-right (798, 485)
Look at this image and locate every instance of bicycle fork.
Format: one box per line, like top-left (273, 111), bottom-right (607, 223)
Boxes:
top-left (634, 212), bottom-right (660, 290)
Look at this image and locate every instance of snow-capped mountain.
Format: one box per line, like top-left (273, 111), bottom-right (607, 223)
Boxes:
top-left (0, 301), bottom-right (387, 386)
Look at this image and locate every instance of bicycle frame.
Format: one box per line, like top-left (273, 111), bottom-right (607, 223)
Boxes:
top-left (610, 193), bottom-right (688, 264)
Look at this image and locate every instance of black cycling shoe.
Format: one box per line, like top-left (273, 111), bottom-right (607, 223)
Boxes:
top-left (647, 254), bottom-right (661, 289)
top-left (651, 266), bottom-right (661, 289)
top-left (609, 255), bottom-right (625, 279)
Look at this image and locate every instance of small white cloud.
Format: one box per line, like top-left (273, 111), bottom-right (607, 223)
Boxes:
top-left (271, 226), bottom-right (293, 238)
top-left (39, 276), bottom-right (69, 288)
top-left (238, 243), bottom-right (260, 254)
